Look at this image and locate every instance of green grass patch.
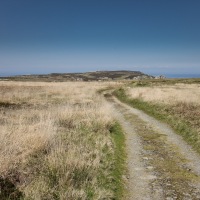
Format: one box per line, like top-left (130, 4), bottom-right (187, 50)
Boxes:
top-left (113, 87), bottom-right (200, 154)
top-left (109, 122), bottom-right (126, 200)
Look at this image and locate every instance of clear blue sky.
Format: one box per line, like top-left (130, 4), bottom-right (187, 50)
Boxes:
top-left (0, 0), bottom-right (200, 76)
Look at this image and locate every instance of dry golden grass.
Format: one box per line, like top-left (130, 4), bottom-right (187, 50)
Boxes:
top-left (128, 83), bottom-right (200, 105)
top-left (127, 83), bottom-right (200, 134)
top-left (0, 81), bottom-right (121, 199)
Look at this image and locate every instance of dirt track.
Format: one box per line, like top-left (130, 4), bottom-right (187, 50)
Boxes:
top-left (106, 94), bottom-right (200, 200)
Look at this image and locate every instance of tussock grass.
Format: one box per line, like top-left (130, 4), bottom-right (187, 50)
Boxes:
top-left (127, 84), bottom-right (200, 133)
top-left (0, 81), bottom-right (124, 199)
top-left (128, 84), bottom-right (200, 105)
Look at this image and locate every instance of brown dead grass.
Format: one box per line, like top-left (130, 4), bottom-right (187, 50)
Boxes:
top-left (128, 83), bottom-right (200, 105)
top-left (0, 81), bottom-right (121, 199)
top-left (127, 83), bottom-right (200, 137)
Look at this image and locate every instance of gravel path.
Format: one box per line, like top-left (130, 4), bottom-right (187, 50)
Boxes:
top-left (106, 94), bottom-right (200, 200)
top-left (111, 101), bottom-right (159, 199)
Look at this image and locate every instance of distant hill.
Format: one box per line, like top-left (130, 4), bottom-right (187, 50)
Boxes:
top-left (1, 70), bottom-right (154, 81)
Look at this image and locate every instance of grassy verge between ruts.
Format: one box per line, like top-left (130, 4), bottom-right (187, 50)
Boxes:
top-left (113, 87), bottom-right (200, 154)
top-left (109, 122), bottom-right (126, 200)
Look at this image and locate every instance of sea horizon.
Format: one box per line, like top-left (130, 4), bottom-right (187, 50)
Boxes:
top-left (162, 74), bottom-right (200, 78)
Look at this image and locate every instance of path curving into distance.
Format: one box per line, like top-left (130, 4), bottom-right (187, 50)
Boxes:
top-left (105, 93), bottom-right (200, 200)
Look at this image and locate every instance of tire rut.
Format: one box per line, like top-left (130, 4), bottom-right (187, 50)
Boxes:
top-left (105, 94), bottom-right (200, 200)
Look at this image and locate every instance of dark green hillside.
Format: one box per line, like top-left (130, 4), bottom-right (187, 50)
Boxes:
top-left (1, 70), bottom-right (153, 82)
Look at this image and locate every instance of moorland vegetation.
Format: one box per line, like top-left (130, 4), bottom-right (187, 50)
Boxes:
top-left (114, 79), bottom-right (200, 153)
top-left (0, 81), bottom-right (124, 200)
